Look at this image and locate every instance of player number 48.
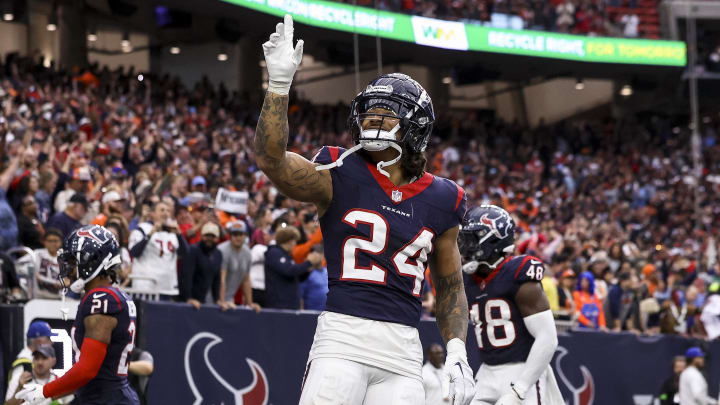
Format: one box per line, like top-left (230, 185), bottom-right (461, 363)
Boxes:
top-left (471, 300), bottom-right (517, 349)
top-left (525, 262), bottom-right (543, 281)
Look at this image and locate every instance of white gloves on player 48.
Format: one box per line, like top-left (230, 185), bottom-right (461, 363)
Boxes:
top-left (262, 14), bottom-right (304, 95)
top-left (443, 338), bottom-right (475, 405)
top-left (15, 383), bottom-right (46, 405)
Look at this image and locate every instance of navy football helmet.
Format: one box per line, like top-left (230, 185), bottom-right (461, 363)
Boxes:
top-left (315, 73), bottom-right (435, 177)
top-left (58, 225), bottom-right (122, 293)
top-left (348, 73), bottom-right (434, 154)
top-left (458, 205), bottom-right (516, 272)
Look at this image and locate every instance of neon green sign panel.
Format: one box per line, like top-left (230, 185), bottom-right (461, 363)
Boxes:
top-left (225, 0), bottom-right (686, 66)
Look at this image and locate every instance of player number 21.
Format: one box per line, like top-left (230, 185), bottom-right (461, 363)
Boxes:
top-left (341, 209), bottom-right (434, 296)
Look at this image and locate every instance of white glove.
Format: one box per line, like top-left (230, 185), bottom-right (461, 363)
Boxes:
top-left (462, 261), bottom-right (479, 274)
top-left (494, 388), bottom-right (524, 405)
top-left (15, 383), bottom-right (46, 405)
top-left (261, 14), bottom-right (304, 95)
top-left (443, 338), bottom-right (475, 405)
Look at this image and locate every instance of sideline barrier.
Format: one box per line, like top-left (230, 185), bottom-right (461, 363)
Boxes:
top-left (1, 300), bottom-right (716, 404)
top-left (138, 302), bottom-right (713, 405)
top-left (222, 0), bottom-right (686, 66)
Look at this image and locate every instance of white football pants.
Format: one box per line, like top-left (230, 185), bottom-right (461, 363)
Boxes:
top-left (471, 363), bottom-right (563, 405)
top-left (298, 357), bottom-right (425, 405)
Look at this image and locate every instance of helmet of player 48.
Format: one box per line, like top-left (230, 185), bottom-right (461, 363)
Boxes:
top-left (458, 205), bottom-right (516, 272)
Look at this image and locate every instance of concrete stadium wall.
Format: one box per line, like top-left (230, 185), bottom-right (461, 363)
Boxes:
top-left (523, 78), bottom-right (613, 126)
top-left (292, 59), bottom-right (612, 126)
top-left (0, 22), bottom-right (28, 58)
top-left (293, 58), bottom-right (431, 104)
top-left (88, 30), bottom-right (150, 73)
top-left (152, 41), bottom-right (240, 91)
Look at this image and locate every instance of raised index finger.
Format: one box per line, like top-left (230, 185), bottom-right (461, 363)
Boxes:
top-left (284, 14), bottom-right (294, 41)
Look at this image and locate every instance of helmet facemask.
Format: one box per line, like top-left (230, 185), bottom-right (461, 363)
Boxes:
top-left (315, 76), bottom-right (434, 178)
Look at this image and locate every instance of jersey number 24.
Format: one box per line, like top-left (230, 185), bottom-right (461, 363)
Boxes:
top-left (341, 209), bottom-right (434, 297)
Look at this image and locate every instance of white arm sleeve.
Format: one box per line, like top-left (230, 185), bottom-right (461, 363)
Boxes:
top-left (513, 309), bottom-right (558, 398)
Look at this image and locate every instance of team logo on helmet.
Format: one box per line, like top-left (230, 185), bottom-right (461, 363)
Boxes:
top-left (76, 227), bottom-right (111, 244)
top-left (480, 212), bottom-right (512, 239)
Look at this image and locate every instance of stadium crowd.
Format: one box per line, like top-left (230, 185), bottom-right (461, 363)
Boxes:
top-left (0, 54), bottom-right (719, 339)
top-left (350, 0), bottom-right (648, 38)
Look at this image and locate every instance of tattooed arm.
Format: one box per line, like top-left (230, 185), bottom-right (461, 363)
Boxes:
top-left (429, 225), bottom-right (469, 343)
top-left (254, 92), bottom-right (332, 212)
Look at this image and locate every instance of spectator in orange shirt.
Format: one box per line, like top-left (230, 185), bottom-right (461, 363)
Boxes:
top-left (573, 271), bottom-right (607, 330)
top-left (293, 210), bottom-right (323, 264)
top-left (642, 264), bottom-right (659, 296)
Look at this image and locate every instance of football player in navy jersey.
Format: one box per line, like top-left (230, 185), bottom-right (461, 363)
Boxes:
top-left (15, 225), bottom-right (139, 405)
top-left (257, 14), bottom-right (474, 405)
top-left (458, 205), bottom-right (563, 405)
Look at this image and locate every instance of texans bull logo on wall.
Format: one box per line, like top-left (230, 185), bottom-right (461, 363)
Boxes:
top-left (184, 332), bottom-right (269, 405)
top-left (555, 346), bottom-right (594, 405)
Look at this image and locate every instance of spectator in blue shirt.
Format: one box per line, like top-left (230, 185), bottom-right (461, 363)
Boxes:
top-left (45, 193), bottom-right (87, 238)
top-left (606, 272), bottom-right (638, 331)
top-left (265, 225), bottom-right (322, 310)
top-left (300, 263), bottom-right (328, 311)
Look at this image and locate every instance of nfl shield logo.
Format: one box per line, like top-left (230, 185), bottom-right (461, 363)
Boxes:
top-left (391, 190), bottom-right (402, 202)
top-left (480, 280), bottom-right (486, 289)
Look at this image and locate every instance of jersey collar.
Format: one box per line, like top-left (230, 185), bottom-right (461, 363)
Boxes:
top-left (365, 161), bottom-right (434, 205)
top-left (472, 256), bottom-right (512, 289)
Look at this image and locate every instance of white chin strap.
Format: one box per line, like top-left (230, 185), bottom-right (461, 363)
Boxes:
top-left (314, 138), bottom-right (403, 178)
top-left (316, 94), bottom-right (423, 178)
top-left (358, 122), bottom-right (404, 151)
top-left (60, 289), bottom-right (69, 321)
top-left (374, 142), bottom-right (402, 177)
top-left (462, 245), bottom-right (515, 274)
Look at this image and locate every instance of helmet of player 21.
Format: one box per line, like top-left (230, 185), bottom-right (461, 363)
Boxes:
top-left (58, 225), bottom-right (122, 294)
top-left (458, 205), bottom-right (516, 271)
top-left (348, 73), bottom-right (434, 154)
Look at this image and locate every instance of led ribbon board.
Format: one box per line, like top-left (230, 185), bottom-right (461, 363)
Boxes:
top-left (226, 0), bottom-right (686, 66)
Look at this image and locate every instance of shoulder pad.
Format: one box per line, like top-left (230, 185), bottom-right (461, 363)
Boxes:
top-left (81, 287), bottom-right (125, 316)
top-left (433, 178), bottom-right (465, 212)
top-left (311, 146), bottom-right (344, 165)
top-left (508, 255), bottom-right (545, 283)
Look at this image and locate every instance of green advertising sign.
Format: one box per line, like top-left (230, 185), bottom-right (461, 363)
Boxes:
top-left (224, 0), bottom-right (687, 66)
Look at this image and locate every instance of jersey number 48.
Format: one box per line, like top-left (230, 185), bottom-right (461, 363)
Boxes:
top-left (340, 209), bottom-right (434, 297)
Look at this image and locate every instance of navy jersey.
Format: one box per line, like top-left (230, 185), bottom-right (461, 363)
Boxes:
top-left (314, 146), bottom-right (466, 327)
top-left (72, 286), bottom-right (136, 396)
top-left (464, 255), bottom-right (545, 365)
